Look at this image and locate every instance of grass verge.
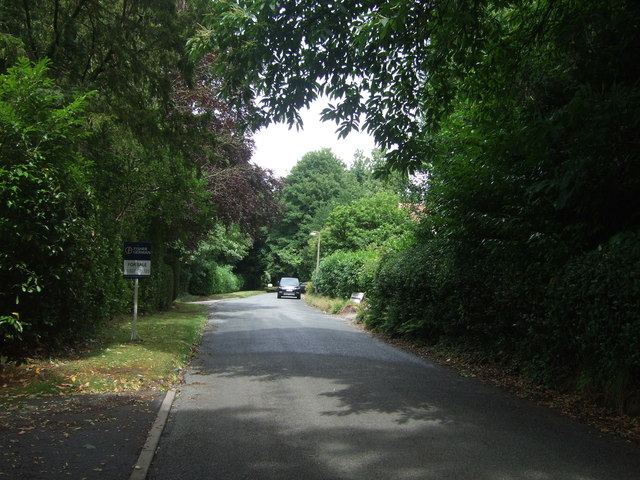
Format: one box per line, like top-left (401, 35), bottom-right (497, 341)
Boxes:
top-left (0, 302), bottom-right (209, 400)
top-left (304, 293), bottom-right (357, 315)
top-left (178, 290), bottom-right (266, 302)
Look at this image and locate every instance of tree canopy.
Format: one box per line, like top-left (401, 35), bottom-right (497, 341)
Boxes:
top-left (321, 191), bottom-right (410, 255)
top-left (263, 149), bottom-right (358, 278)
top-left (0, 1), bottom-right (282, 355)
top-left (192, 0), bottom-right (640, 413)
top-left (2, 0), bottom-right (639, 415)
top-left (194, 0), bottom-right (640, 175)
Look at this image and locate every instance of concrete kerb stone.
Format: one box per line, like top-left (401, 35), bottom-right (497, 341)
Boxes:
top-left (128, 299), bottom-right (219, 479)
top-left (129, 389), bottom-right (176, 480)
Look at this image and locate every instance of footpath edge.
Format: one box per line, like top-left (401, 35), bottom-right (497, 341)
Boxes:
top-left (129, 389), bottom-right (176, 480)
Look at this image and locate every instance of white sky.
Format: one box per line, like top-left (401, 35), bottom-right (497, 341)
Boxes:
top-left (250, 98), bottom-right (377, 178)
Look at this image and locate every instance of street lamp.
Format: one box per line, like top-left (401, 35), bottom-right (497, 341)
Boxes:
top-left (310, 231), bottom-right (321, 276)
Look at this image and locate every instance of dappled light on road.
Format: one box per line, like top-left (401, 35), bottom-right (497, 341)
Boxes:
top-left (149, 294), bottom-right (640, 480)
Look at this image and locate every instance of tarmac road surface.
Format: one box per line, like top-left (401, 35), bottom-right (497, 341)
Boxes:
top-left (148, 293), bottom-right (640, 480)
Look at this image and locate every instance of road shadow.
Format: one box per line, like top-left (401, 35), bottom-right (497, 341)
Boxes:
top-left (149, 298), bottom-right (640, 480)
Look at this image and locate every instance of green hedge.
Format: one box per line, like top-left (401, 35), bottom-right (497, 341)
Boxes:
top-left (188, 261), bottom-right (243, 296)
top-left (365, 240), bottom-right (455, 338)
top-left (365, 231), bottom-right (640, 412)
top-left (312, 249), bottom-right (377, 298)
top-left (526, 231), bottom-right (640, 407)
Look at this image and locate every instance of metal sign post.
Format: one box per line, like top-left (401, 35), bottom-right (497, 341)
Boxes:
top-left (132, 278), bottom-right (140, 341)
top-left (123, 242), bottom-right (152, 342)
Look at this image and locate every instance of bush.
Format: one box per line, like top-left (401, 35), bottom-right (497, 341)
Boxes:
top-left (525, 231), bottom-right (640, 410)
top-left (187, 260), bottom-right (214, 296)
top-left (365, 239), bottom-right (454, 338)
top-left (188, 261), bottom-right (243, 296)
top-left (312, 249), bottom-right (377, 298)
top-left (0, 58), bottom-right (114, 356)
top-left (211, 264), bottom-right (243, 294)
top-left (367, 229), bottom-right (640, 413)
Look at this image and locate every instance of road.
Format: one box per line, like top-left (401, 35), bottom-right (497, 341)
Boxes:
top-left (148, 293), bottom-right (640, 480)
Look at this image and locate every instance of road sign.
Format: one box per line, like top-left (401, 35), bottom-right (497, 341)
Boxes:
top-left (123, 242), bottom-right (152, 278)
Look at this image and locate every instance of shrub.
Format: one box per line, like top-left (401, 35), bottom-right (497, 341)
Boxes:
top-left (188, 261), bottom-right (243, 296)
top-left (365, 239), bottom-right (454, 338)
top-left (525, 231), bottom-right (640, 410)
top-left (312, 249), bottom-right (377, 298)
top-left (211, 264), bottom-right (243, 294)
top-left (367, 229), bottom-right (640, 413)
top-left (188, 260), bottom-right (214, 296)
top-left (0, 58), bottom-right (113, 356)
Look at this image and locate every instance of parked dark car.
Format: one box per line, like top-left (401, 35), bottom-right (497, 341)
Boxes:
top-left (277, 277), bottom-right (301, 299)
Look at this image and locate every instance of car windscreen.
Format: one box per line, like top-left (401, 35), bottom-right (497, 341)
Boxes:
top-left (280, 278), bottom-right (299, 286)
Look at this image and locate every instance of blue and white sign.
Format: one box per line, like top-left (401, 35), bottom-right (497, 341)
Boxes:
top-left (123, 242), bottom-right (152, 278)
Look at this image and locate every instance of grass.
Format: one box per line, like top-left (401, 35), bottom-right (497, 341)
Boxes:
top-left (0, 301), bottom-right (209, 400)
top-left (304, 293), bottom-right (354, 315)
top-left (178, 290), bottom-right (266, 301)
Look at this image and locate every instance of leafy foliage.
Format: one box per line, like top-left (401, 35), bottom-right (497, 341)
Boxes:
top-left (3, 0), bottom-right (639, 415)
top-left (264, 149), bottom-right (359, 278)
top-left (186, 223), bottom-right (251, 295)
top-left (0, 2), bottom-right (281, 357)
top-left (321, 191), bottom-right (410, 255)
top-left (189, 263), bottom-right (244, 296)
top-left (197, 0), bottom-right (640, 411)
top-left (527, 232), bottom-right (640, 410)
top-left (363, 0), bottom-right (640, 410)
top-left (0, 58), bottom-right (100, 349)
top-left (191, 0), bottom-right (449, 172)
top-left (313, 249), bottom-right (377, 299)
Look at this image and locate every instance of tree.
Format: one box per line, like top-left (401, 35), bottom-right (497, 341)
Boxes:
top-left (0, 1), bottom-right (218, 314)
top-left (189, 0), bottom-right (492, 172)
top-left (0, 1), bottom-right (282, 355)
top-left (349, 148), bottom-right (430, 208)
top-left (265, 148), bottom-right (359, 278)
top-left (168, 53), bottom-right (283, 237)
top-left (186, 223), bottom-right (252, 296)
top-left (0, 59), bottom-right (98, 348)
top-left (193, 0), bottom-right (640, 410)
top-left (321, 191), bottom-right (410, 255)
